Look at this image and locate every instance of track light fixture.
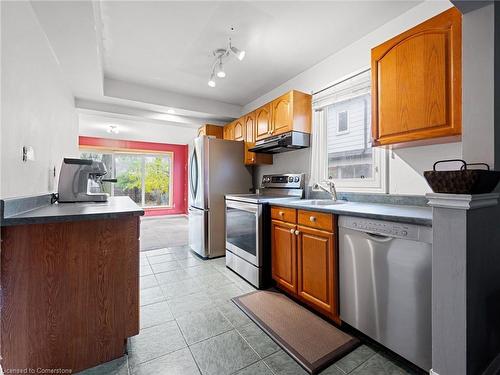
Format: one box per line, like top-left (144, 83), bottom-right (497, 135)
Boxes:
top-left (207, 37), bottom-right (245, 88)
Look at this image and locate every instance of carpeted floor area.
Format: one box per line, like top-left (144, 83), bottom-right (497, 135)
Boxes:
top-left (140, 215), bottom-right (189, 251)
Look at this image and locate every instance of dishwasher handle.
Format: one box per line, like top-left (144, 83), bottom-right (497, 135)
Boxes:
top-left (365, 232), bottom-right (394, 242)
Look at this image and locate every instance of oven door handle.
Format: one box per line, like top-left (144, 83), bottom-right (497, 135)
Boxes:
top-left (225, 199), bottom-right (259, 213)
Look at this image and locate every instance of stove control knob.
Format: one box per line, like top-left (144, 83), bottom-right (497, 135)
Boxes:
top-left (288, 176), bottom-right (294, 182)
top-left (294, 176), bottom-right (300, 182)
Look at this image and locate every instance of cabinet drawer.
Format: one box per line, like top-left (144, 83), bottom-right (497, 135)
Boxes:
top-left (298, 210), bottom-right (334, 232)
top-left (271, 206), bottom-right (296, 223)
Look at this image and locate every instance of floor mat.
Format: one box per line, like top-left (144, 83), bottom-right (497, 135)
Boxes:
top-left (233, 290), bottom-right (359, 374)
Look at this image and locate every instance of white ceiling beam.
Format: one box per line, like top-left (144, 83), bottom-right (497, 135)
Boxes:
top-left (103, 78), bottom-right (242, 119)
top-left (75, 99), bottom-right (226, 128)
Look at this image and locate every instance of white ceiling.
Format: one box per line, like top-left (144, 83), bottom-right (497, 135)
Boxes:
top-left (31, 0), bottom-right (423, 128)
top-left (99, 1), bottom-right (421, 106)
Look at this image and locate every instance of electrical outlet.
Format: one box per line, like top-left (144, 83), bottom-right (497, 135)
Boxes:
top-left (22, 146), bottom-right (35, 162)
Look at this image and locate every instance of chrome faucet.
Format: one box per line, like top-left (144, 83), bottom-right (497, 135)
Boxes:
top-left (313, 179), bottom-right (338, 201)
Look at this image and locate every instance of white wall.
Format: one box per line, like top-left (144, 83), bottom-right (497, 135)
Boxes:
top-left (461, 4), bottom-right (495, 167)
top-left (245, 0), bottom-right (476, 195)
top-left (78, 113), bottom-right (198, 145)
top-left (1, 1), bottom-right (78, 198)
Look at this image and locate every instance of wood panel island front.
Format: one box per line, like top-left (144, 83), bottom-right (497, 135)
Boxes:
top-left (0, 196), bottom-right (144, 373)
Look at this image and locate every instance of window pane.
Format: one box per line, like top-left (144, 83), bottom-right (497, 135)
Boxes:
top-left (144, 155), bottom-right (172, 207)
top-left (115, 154), bottom-right (143, 205)
top-left (79, 151), bottom-right (113, 194)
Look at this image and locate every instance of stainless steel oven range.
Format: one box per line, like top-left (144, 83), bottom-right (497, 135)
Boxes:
top-left (225, 173), bottom-right (304, 288)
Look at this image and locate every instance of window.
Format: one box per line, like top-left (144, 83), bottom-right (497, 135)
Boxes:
top-left (312, 69), bottom-right (387, 192)
top-left (80, 150), bottom-right (173, 208)
top-left (337, 111), bottom-right (349, 133)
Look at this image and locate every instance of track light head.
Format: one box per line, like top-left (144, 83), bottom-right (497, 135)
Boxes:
top-left (208, 73), bottom-right (216, 87)
top-left (216, 60), bottom-right (226, 78)
top-left (230, 45), bottom-right (245, 61)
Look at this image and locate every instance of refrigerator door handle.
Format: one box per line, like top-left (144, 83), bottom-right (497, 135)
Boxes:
top-left (189, 149), bottom-right (199, 202)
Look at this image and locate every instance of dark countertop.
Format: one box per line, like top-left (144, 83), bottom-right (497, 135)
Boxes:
top-left (270, 200), bottom-right (432, 226)
top-left (1, 196), bottom-right (144, 226)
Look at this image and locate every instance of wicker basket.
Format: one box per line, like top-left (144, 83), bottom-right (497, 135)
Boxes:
top-left (424, 159), bottom-right (500, 194)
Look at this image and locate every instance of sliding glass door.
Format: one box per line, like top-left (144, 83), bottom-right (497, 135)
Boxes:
top-left (114, 154), bottom-right (143, 205)
top-left (80, 150), bottom-right (173, 208)
top-left (144, 155), bottom-right (171, 207)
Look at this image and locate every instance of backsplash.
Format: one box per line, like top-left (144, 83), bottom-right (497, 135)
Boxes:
top-left (307, 188), bottom-right (429, 207)
top-left (253, 147), bottom-right (312, 186)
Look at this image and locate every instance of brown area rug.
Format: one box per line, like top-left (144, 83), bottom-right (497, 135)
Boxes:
top-left (233, 290), bottom-right (359, 374)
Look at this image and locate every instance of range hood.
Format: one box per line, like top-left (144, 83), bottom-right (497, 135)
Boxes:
top-left (248, 131), bottom-right (310, 154)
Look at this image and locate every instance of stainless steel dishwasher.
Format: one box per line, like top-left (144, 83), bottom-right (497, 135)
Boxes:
top-left (339, 216), bottom-right (432, 370)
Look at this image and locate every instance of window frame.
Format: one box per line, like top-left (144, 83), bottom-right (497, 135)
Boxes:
top-left (313, 68), bottom-right (388, 193)
top-left (79, 147), bottom-right (174, 208)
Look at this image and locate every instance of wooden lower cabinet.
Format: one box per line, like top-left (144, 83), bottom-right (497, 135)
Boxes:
top-left (297, 225), bottom-right (337, 317)
top-left (271, 207), bottom-right (339, 322)
top-left (1, 216), bottom-right (140, 373)
top-left (271, 220), bottom-right (297, 294)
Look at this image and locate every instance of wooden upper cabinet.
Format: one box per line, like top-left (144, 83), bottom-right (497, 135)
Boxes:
top-left (255, 104), bottom-right (272, 141)
top-left (297, 225), bottom-right (337, 317)
top-left (244, 112), bottom-right (273, 165)
top-left (244, 113), bottom-right (256, 164)
top-left (233, 118), bottom-right (245, 141)
top-left (271, 90), bottom-right (312, 137)
top-left (198, 124), bottom-right (223, 139)
top-left (271, 92), bottom-right (292, 135)
top-left (271, 220), bottom-right (297, 294)
top-left (371, 7), bottom-right (462, 147)
top-left (245, 113), bottom-right (255, 143)
top-left (223, 123), bottom-right (235, 140)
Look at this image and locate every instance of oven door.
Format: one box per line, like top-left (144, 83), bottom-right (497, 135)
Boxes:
top-left (225, 199), bottom-right (262, 267)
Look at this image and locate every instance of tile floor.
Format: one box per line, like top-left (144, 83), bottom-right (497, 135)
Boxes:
top-left (77, 245), bottom-right (419, 375)
top-left (140, 216), bottom-right (189, 251)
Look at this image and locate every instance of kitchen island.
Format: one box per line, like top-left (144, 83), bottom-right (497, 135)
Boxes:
top-left (0, 196), bottom-right (144, 373)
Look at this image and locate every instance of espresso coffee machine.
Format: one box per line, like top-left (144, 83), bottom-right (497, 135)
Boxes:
top-left (58, 158), bottom-right (116, 202)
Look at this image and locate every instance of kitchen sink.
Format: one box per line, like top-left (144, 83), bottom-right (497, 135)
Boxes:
top-left (294, 199), bottom-right (347, 206)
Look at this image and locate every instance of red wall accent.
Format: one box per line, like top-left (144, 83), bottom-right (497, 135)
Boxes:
top-left (79, 136), bottom-right (188, 215)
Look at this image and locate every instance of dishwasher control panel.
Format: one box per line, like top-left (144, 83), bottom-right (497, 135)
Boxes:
top-left (339, 216), bottom-right (427, 242)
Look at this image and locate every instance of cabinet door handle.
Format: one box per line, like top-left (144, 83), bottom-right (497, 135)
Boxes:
top-left (295, 230), bottom-right (300, 236)
top-left (290, 228), bottom-right (295, 234)
top-left (279, 211), bottom-right (284, 217)
top-left (309, 216), bottom-right (317, 222)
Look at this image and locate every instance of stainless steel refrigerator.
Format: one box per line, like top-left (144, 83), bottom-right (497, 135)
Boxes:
top-left (188, 136), bottom-right (253, 258)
